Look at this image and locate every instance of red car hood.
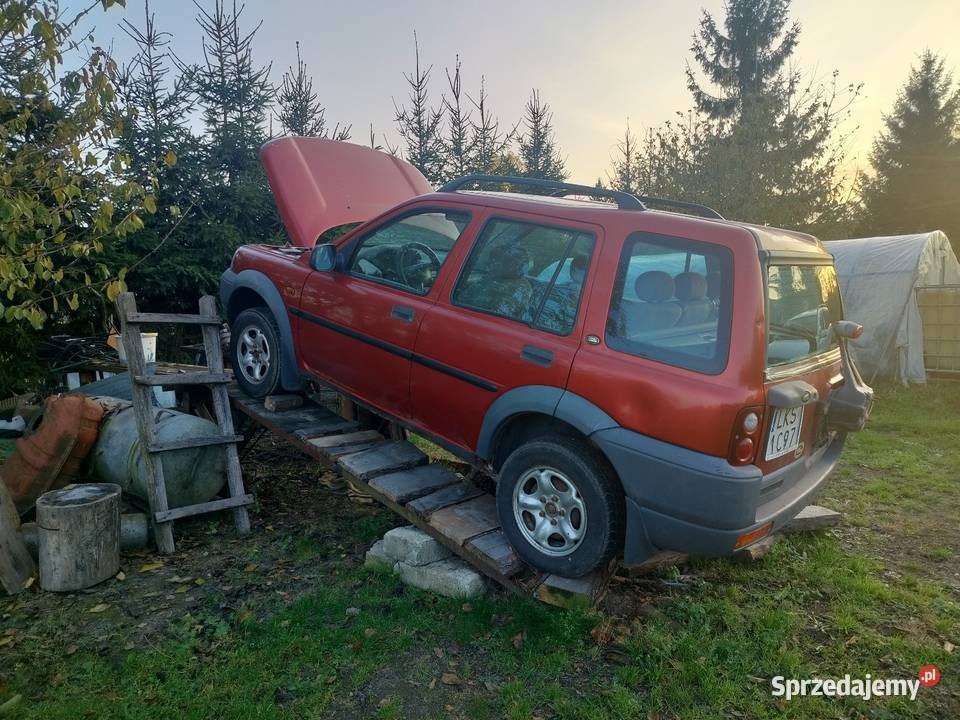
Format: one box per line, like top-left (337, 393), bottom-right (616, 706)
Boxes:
top-left (260, 137), bottom-right (432, 248)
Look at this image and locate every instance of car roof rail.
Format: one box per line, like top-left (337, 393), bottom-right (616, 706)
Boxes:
top-left (438, 174), bottom-right (647, 211)
top-left (633, 195), bottom-right (724, 220)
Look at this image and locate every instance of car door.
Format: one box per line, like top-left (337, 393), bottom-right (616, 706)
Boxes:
top-left (297, 205), bottom-right (474, 419)
top-left (410, 212), bottom-right (600, 450)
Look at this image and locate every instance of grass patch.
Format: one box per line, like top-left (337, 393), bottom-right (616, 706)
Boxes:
top-left (2, 382), bottom-right (959, 718)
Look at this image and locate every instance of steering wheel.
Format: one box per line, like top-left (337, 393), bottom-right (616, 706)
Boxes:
top-left (398, 242), bottom-right (441, 290)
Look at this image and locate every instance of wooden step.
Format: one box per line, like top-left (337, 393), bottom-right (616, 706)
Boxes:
top-left (126, 312), bottom-right (222, 325)
top-left (293, 421), bottom-right (359, 440)
top-left (407, 481), bottom-right (485, 519)
top-left (369, 464), bottom-right (460, 505)
top-left (428, 494), bottom-right (499, 546)
top-left (153, 493), bottom-right (254, 524)
top-left (308, 429), bottom-right (384, 450)
top-left (465, 529), bottom-right (524, 578)
top-left (148, 434), bottom-right (243, 453)
top-left (337, 441), bottom-right (427, 482)
top-left (135, 372), bottom-right (232, 386)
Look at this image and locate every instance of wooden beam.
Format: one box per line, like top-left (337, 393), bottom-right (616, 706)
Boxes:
top-left (0, 480), bottom-right (35, 594)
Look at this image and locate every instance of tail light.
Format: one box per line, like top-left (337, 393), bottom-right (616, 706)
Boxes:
top-left (729, 405), bottom-right (765, 465)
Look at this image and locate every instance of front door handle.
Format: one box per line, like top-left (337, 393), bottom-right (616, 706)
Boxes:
top-left (391, 305), bottom-right (415, 323)
top-left (521, 345), bottom-right (553, 368)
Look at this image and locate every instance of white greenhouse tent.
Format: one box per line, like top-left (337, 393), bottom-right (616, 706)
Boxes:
top-left (825, 231), bottom-right (960, 385)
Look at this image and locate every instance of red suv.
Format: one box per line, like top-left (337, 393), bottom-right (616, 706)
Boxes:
top-left (221, 138), bottom-right (872, 577)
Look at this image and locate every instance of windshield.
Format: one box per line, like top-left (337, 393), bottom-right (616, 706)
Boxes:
top-left (766, 264), bottom-right (843, 367)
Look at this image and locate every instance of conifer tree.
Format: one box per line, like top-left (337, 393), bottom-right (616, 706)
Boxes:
top-left (860, 51), bottom-right (960, 248)
top-left (394, 33), bottom-right (446, 184)
top-left (517, 90), bottom-right (566, 181)
top-left (467, 77), bottom-right (514, 174)
top-left (276, 41), bottom-right (351, 140)
top-left (442, 56), bottom-right (474, 180)
top-left (685, 0), bottom-right (800, 120)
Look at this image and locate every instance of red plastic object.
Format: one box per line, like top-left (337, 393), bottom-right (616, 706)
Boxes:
top-left (1, 394), bottom-right (105, 515)
top-left (260, 137), bottom-right (432, 248)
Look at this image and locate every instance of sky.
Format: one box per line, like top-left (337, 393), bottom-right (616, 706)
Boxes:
top-left (78, 0), bottom-right (960, 183)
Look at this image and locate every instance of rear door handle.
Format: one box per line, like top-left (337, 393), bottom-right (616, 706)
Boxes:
top-left (521, 345), bottom-right (553, 368)
top-left (391, 305), bottom-right (415, 323)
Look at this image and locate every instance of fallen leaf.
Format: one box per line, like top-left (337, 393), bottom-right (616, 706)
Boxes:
top-left (115, 571), bottom-right (126, 581)
top-left (194, 578), bottom-right (206, 586)
top-left (441, 672), bottom-right (461, 686)
top-left (945, 641), bottom-right (955, 653)
top-left (88, 604), bottom-right (110, 614)
top-left (243, 563), bottom-right (258, 573)
top-left (378, 698), bottom-right (391, 707)
top-left (65, 644), bottom-right (78, 655)
top-left (363, 628), bottom-right (377, 638)
top-left (483, 680), bottom-right (500, 691)
top-left (175, 585), bottom-right (190, 594)
top-left (428, 678), bottom-right (436, 690)
top-left (140, 562), bottom-right (163, 573)
top-left (0, 637), bottom-right (13, 648)
top-left (21, 577), bottom-right (35, 590)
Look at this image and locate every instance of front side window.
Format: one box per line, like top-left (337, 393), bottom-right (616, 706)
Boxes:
top-left (349, 210), bottom-right (471, 294)
top-left (606, 232), bottom-right (732, 373)
top-left (766, 264), bottom-right (843, 366)
top-left (452, 218), bottom-right (594, 335)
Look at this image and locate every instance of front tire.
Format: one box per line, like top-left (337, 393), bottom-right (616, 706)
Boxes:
top-left (496, 436), bottom-right (624, 577)
top-left (230, 307), bottom-right (282, 398)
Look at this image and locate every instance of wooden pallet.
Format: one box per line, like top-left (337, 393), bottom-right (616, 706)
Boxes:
top-left (228, 388), bottom-right (614, 607)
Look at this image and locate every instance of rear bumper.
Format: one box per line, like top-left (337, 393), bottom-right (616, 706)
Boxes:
top-left (592, 427), bottom-right (845, 564)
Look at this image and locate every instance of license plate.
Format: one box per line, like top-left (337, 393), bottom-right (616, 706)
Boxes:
top-left (766, 406), bottom-right (804, 460)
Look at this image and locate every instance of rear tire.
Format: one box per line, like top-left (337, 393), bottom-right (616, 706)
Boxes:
top-left (230, 307), bottom-right (282, 398)
top-left (496, 436), bottom-right (624, 577)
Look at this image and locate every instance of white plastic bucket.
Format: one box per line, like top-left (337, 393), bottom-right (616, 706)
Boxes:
top-left (112, 332), bottom-right (158, 364)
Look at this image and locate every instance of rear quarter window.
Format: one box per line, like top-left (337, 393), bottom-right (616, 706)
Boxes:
top-left (605, 231), bottom-right (733, 374)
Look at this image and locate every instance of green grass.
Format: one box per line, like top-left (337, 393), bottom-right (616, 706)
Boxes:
top-left (3, 382), bottom-right (959, 719)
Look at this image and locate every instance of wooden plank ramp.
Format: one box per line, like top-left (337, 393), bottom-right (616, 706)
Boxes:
top-left (228, 387), bottom-right (613, 607)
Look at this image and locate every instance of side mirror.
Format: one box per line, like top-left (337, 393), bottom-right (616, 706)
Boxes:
top-left (832, 321), bottom-right (864, 340)
top-left (310, 243), bottom-right (337, 272)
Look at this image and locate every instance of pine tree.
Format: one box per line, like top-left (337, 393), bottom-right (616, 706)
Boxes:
top-left (441, 56), bottom-right (474, 180)
top-left (685, 0), bottom-right (800, 120)
top-left (608, 122), bottom-right (640, 194)
top-left (467, 76), bottom-right (514, 174)
top-left (276, 41), bottom-right (351, 140)
top-left (517, 90), bottom-right (566, 181)
top-left (394, 33), bottom-right (445, 184)
top-left (861, 51), bottom-right (960, 248)
top-left (193, 0), bottom-right (273, 183)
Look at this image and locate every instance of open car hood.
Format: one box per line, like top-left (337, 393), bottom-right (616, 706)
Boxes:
top-left (260, 137), bottom-right (432, 248)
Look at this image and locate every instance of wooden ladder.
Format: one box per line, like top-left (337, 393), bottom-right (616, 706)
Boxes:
top-left (116, 292), bottom-right (252, 554)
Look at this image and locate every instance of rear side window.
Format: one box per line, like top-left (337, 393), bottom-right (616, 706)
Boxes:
top-left (766, 264), bottom-right (843, 367)
top-left (606, 232), bottom-right (732, 374)
top-left (452, 218), bottom-right (594, 335)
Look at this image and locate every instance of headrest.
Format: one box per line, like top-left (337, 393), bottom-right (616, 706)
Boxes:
top-left (706, 271), bottom-right (722, 299)
top-left (675, 272), bottom-right (707, 301)
top-left (488, 245), bottom-right (531, 280)
top-left (635, 271), bottom-right (675, 303)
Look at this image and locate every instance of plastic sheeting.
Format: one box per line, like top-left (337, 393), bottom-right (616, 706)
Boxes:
top-left (825, 231), bottom-right (960, 384)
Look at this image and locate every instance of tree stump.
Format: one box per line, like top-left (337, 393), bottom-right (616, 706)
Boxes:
top-left (37, 483), bottom-right (121, 592)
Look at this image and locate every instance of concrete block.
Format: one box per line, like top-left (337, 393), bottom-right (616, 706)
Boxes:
top-left (364, 540), bottom-right (394, 570)
top-left (395, 558), bottom-right (486, 598)
top-left (382, 525), bottom-right (451, 566)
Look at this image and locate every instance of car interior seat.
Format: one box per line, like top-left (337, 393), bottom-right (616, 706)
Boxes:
top-left (674, 271), bottom-right (713, 325)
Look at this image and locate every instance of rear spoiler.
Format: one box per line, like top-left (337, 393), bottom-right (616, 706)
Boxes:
top-left (260, 137), bottom-right (433, 248)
